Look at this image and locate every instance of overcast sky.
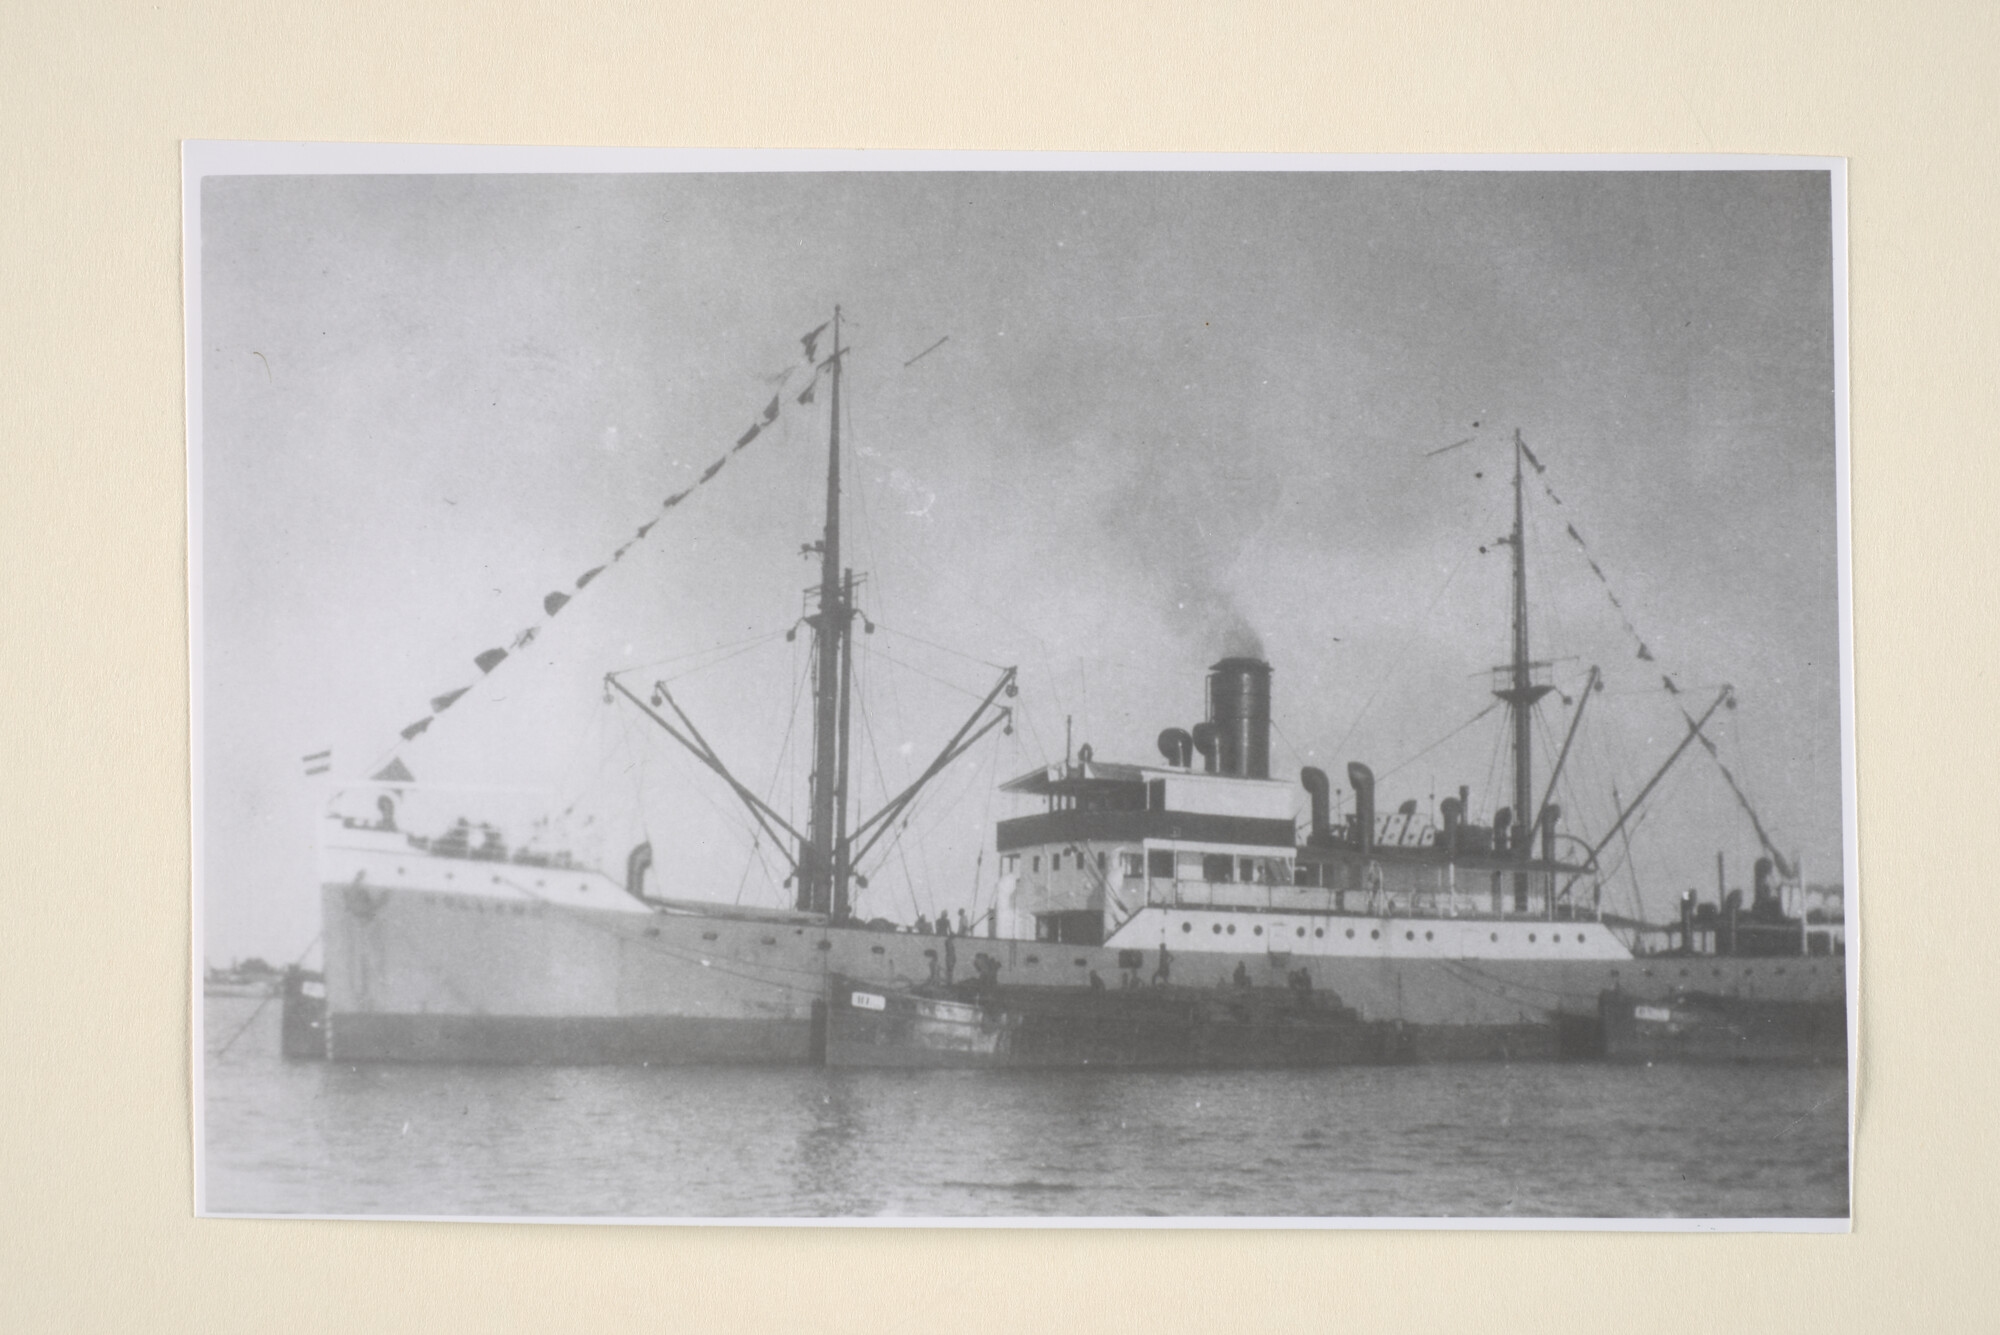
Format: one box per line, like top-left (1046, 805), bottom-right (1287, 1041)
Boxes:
top-left (197, 167), bottom-right (1839, 962)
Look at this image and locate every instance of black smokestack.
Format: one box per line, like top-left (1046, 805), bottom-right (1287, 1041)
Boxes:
top-left (1346, 762), bottom-right (1375, 854)
top-left (1300, 766), bottom-right (1330, 842)
top-left (1207, 657), bottom-right (1272, 779)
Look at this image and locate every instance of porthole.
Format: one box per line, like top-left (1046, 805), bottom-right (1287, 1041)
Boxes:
top-left (1552, 934), bottom-right (1561, 943)
top-left (1182, 922), bottom-right (1193, 933)
top-left (1490, 933), bottom-right (1499, 943)
top-left (1370, 929), bottom-right (1380, 940)
top-left (1424, 931), bottom-right (1433, 941)
top-left (1528, 934), bottom-right (1537, 943)
top-left (1213, 924), bottom-right (1222, 934)
top-left (1345, 929), bottom-right (1354, 939)
top-left (1253, 926), bottom-right (1263, 937)
top-left (1315, 928), bottom-right (1324, 938)
top-left (1297, 927), bottom-right (1306, 938)
top-left (1405, 931), bottom-right (1414, 941)
top-left (870, 945), bottom-right (885, 955)
top-left (1227, 924), bottom-right (1237, 935)
top-left (1575, 932), bottom-right (1586, 943)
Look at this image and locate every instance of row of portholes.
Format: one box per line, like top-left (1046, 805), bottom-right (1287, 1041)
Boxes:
top-left (1612, 964), bottom-right (1829, 979)
top-left (438, 897), bottom-right (530, 917)
top-left (1657, 965), bottom-right (1798, 979)
top-left (1175, 919), bottom-right (1590, 946)
top-left (406, 865), bottom-right (559, 894)
top-left (1185, 922), bottom-right (1331, 939)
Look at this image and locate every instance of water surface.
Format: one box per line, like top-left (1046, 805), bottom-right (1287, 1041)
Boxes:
top-left (202, 997), bottom-right (1847, 1219)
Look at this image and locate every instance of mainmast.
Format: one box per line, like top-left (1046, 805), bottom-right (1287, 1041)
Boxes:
top-left (802, 308), bottom-right (853, 917)
top-left (1493, 430), bottom-right (1552, 904)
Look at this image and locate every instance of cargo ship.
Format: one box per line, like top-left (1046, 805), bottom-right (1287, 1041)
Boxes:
top-left (311, 308), bottom-right (1847, 1066)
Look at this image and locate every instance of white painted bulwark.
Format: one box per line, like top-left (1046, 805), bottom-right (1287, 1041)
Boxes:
top-left (1106, 906), bottom-right (1631, 960)
top-left (1157, 773), bottom-right (1296, 821)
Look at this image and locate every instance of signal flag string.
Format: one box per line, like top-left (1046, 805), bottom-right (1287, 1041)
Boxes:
top-left (1527, 445), bottom-right (1791, 878)
top-left (355, 319), bottom-right (838, 784)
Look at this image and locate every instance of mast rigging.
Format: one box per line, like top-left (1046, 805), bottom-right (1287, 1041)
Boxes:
top-left (610, 308), bottom-right (1016, 921)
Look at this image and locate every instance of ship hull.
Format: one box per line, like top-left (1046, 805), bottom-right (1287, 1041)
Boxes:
top-left (327, 1012), bottom-right (809, 1064)
top-left (321, 882), bottom-right (1847, 1065)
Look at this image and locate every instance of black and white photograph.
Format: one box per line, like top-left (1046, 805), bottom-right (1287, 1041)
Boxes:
top-left (190, 148), bottom-right (1852, 1224)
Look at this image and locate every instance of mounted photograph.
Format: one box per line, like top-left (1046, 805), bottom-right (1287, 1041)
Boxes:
top-left (189, 149), bottom-right (1852, 1224)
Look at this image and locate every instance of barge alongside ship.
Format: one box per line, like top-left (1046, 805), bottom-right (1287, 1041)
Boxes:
top-left (306, 308), bottom-right (1847, 1069)
top-left (821, 970), bottom-right (1410, 1070)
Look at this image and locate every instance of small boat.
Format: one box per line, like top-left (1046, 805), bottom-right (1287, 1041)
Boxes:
top-left (822, 976), bottom-right (1017, 1067)
top-left (1598, 988), bottom-right (1845, 1066)
top-left (279, 966), bottom-right (328, 1059)
top-left (205, 960), bottom-right (285, 998)
top-left (822, 967), bottom-right (1410, 1070)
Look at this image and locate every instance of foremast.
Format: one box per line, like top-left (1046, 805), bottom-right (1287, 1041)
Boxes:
top-left (610, 307), bottom-right (1016, 921)
top-left (802, 308), bottom-right (854, 919)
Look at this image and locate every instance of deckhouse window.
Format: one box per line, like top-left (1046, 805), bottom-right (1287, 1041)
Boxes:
top-left (1032, 855), bottom-right (1041, 873)
top-left (1148, 849), bottom-right (1175, 879)
top-left (1202, 853), bottom-right (1234, 883)
top-left (1120, 851), bottom-right (1144, 878)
